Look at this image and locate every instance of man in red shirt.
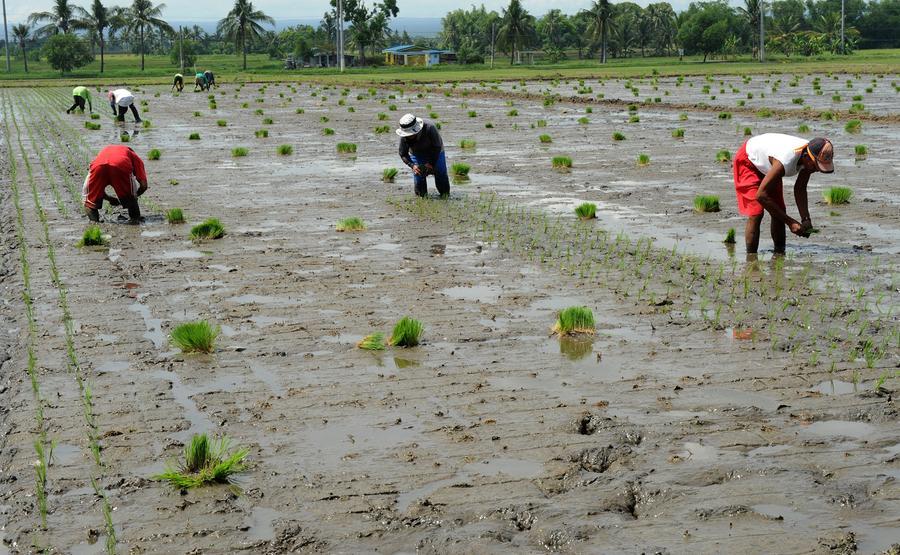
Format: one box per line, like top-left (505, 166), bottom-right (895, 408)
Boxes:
top-left (82, 145), bottom-right (148, 224)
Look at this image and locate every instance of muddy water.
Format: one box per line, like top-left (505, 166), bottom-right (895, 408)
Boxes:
top-left (0, 82), bottom-right (895, 553)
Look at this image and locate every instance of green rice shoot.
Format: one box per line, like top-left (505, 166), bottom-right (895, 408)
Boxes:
top-left (170, 320), bottom-right (220, 353)
top-left (389, 317), bottom-right (424, 347)
top-left (637, 153), bottom-right (650, 166)
top-left (845, 119), bottom-right (862, 133)
top-left (716, 149), bottom-right (731, 163)
top-left (336, 217), bottom-right (366, 232)
top-left (694, 195), bottom-right (721, 212)
top-left (552, 306), bottom-right (595, 336)
top-left (357, 332), bottom-right (386, 351)
top-left (672, 128), bottom-right (684, 138)
top-left (574, 202), bottom-right (597, 220)
top-left (166, 208), bottom-right (185, 224)
top-left (612, 131), bottom-right (626, 141)
top-left (336, 142), bottom-right (357, 153)
top-left (216, 120), bottom-right (227, 127)
top-left (276, 144), bottom-right (293, 155)
top-left (823, 187), bottom-right (852, 205)
top-left (190, 218), bottom-right (225, 240)
top-left (255, 129), bottom-right (269, 138)
top-left (231, 147), bottom-right (248, 157)
top-left (854, 144), bottom-right (867, 157)
top-left (382, 167), bottom-right (398, 182)
top-left (147, 149), bottom-right (161, 160)
top-left (153, 433), bottom-right (248, 489)
top-left (451, 162), bottom-right (471, 177)
top-left (78, 225), bottom-right (105, 247)
top-left (188, 132), bottom-right (200, 140)
top-left (460, 139), bottom-right (477, 149)
top-left (724, 228), bottom-right (736, 244)
top-left (552, 156), bottom-right (573, 169)
top-left (539, 134), bottom-right (552, 144)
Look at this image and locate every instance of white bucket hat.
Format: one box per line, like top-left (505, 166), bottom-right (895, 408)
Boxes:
top-left (396, 113), bottom-right (424, 137)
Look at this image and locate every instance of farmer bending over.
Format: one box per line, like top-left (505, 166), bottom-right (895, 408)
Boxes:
top-left (194, 72), bottom-right (208, 92)
top-left (203, 70), bottom-right (216, 88)
top-left (396, 113), bottom-right (449, 198)
top-left (67, 86), bottom-right (93, 114)
top-left (172, 73), bottom-right (184, 92)
top-left (82, 145), bottom-right (148, 225)
top-left (733, 133), bottom-right (834, 255)
top-left (108, 88), bottom-right (142, 123)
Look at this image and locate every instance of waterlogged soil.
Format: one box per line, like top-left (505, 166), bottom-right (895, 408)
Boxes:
top-left (0, 79), bottom-right (896, 554)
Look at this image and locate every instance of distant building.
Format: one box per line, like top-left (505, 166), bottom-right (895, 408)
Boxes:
top-left (285, 50), bottom-right (357, 69)
top-left (382, 45), bottom-right (456, 67)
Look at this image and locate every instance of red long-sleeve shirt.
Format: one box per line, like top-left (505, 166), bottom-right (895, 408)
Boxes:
top-left (83, 145), bottom-right (147, 209)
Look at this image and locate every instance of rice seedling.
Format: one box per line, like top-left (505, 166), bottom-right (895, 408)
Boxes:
top-left (671, 128), bottom-right (684, 138)
top-left (845, 119), bottom-right (862, 134)
top-left (241, 102), bottom-right (249, 108)
top-left (389, 317), bottom-right (424, 347)
top-left (724, 228), bottom-right (736, 244)
top-left (217, 120), bottom-right (227, 127)
top-left (357, 332), bottom-right (386, 350)
top-left (120, 133), bottom-right (130, 142)
top-left (628, 115), bottom-right (640, 123)
top-left (586, 107), bottom-right (593, 113)
top-left (377, 113), bottom-right (388, 120)
top-left (90, 113), bottom-right (100, 120)
top-left (254, 129), bottom-right (269, 138)
top-left (166, 208), bottom-right (185, 224)
top-left (170, 320), bottom-right (220, 353)
top-left (276, 144), bottom-right (293, 155)
top-left (450, 162), bottom-right (471, 180)
top-left (757, 108), bottom-right (773, 117)
top-left (552, 156), bottom-right (573, 170)
top-left (823, 187), bottom-right (852, 205)
top-left (637, 153), bottom-right (650, 166)
top-left (552, 306), bottom-right (595, 336)
top-left (536, 119), bottom-right (547, 127)
top-left (147, 149), bottom-right (161, 160)
top-left (574, 202), bottom-right (597, 220)
top-left (169, 178), bottom-right (179, 186)
top-left (743, 126), bottom-right (753, 136)
top-left (154, 433), bottom-right (248, 489)
top-left (254, 108), bottom-right (264, 116)
top-left (717, 112), bottom-right (732, 119)
top-left (612, 131), bottom-right (626, 141)
top-left (388, 104), bottom-right (398, 111)
top-left (578, 117), bottom-right (589, 125)
top-left (852, 94), bottom-right (863, 101)
top-left (231, 147), bottom-right (248, 157)
top-left (322, 128), bottom-right (335, 135)
top-left (141, 119), bottom-right (151, 128)
top-left (791, 97), bottom-right (804, 104)
top-left (468, 110), bottom-right (477, 117)
top-left (374, 125), bottom-right (390, 133)
top-left (716, 149), bottom-right (731, 163)
top-left (383, 167), bottom-right (398, 182)
top-left (78, 225), bottom-right (105, 247)
top-left (189, 132), bottom-right (200, 140)
top-left (336, 217), bottom-right (366, 231)
top-left (694, 195), bottom-right (721, 212)
top-left (821, 110), bottom-right (836, 120)
top-left (262, 118), bottom-right (274, 125)
top-left (336, 142), bottom-right (357, 154)
top-left (798, 123), bottom-right (810, 133)
top-left (460, 139), bottom-right (477, 149)
top-left (539, 134), bottom-right (552, 144)
top-left (193, 111), bottom-right (201, 117)
top-left (854, 144), bottom-right (867, 159)
top-left (679, 113), bottom-right (688, 121)
top-left (190, 218), bottom-right (225, 240)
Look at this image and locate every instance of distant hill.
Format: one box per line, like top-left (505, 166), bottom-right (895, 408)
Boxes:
top-left (170, 17), bottom-right (443, 38)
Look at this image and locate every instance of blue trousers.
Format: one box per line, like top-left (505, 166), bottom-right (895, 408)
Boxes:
top-left (410, 152), bottom-right (450, 197)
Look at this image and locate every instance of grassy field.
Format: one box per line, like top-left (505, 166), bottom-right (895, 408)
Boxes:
top-left (0, 49), bottom-right (899, 87)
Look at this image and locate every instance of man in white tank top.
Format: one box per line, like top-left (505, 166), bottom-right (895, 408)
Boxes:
top-left (732, 133), bottom-right (834, 255)
top-left (107, 88), bottom-right (142, 123)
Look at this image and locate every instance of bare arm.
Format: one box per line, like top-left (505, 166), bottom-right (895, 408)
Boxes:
top-left (757, 158), bottom-right (803, 235)
top-left (794, 169), bottom-right (813, 227)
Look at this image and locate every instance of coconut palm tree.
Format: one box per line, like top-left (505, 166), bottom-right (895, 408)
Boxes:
top-left (739, 0), bottom-right (762, 59)
top-left (74, 0), bottom-right (110, 72)
top-left (11, 24), bottom-right (31, 72)
top-left (586, 0), bottom-right (614, 63)
top-left (498, 0), bottom-right (535, 65)
top-left (125, 0), bottom-right (173, 71)
top-left (218, 0), bottom-right (275, 70)
top-left (28, 0), bottom-right (78, 36)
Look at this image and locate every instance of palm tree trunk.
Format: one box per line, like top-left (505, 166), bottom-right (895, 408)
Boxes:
top-left (140, 25), bottom-right (145, 70)
top-left (21, 43), bottom-right (28, 73)
top-left (100, 37), bottom-right (104, 73)
top-left (242, 25), bottom-right (247, 70)
top-left (601, 26), bottom-right (607, 63)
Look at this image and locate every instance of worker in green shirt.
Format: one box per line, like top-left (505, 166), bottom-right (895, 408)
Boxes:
top-left (194, 72), bottom-right (208, 92)
top-left (67, 86), bottom-right (93, 114)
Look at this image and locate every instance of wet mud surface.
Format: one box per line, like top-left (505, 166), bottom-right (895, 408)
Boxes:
top-left (0, 79), bottom-right (897, 553)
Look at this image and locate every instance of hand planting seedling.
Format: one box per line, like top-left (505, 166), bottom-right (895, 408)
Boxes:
top-left (383, 167), bottom-right (399, 182)
top-left (823, 187), bottom-right (852, 205)
top-left (166, 208), bottom-right (185, 224)
top-left (357, 332), bottom-right (386, 351)
top-left (78, 225), bottom-right (105, 247)
top-left (575, 202), bottom-right (597, 220)
top-left (694, 195), bottom-right (721, 212)
top-left (170, 320), bottom-right (219, 353)
top-left (336, 143), bottom-right (357, 154)
top-left (552, 306), bottom-right (595, 336)
top-left (539, 134), bottom-right (552, 144)
top-left (552, 156), bottom-right (573, 170)
top-left (153, 433), bottom-right (248, 489)
top-left (389, 317), bottom-right (423, 347)
top-left (232, 147), bottom-right (248, 157)
top-left (460, 139), bottom-right (476, 149)
top-left (716, 149), bottom-right (731, 163)
top-left (336, 217), bottom-right (366, 231)
top-left (190, 218), bottom-right (225, 240)
top-left (276, 145), bottom-right (293, 156)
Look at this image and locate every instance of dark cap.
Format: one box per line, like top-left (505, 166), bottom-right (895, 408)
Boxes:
top-left (807, 137), bottom-right (834, 173)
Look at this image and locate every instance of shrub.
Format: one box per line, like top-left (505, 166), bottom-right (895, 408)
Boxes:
top-left (845, 119), bottom-right (862, 134)
top-left (539, 134), bottom-right (552, 144)
top-left (78, 225), bottom-right (104, 247)
top-left (336, 142), bottom-right (357, 154)
top-left (231, 147), bottom-right (248, 157)
top-left (255, 129), bottom-right (269, 138)
top-left (148, 149), bottom-right (161, 160)
top-left (854, 144), bottom-right (867, 158)
top-left (451, 162), bottom-right (470, 177)
top-left (612, 131), bottom-right (626, 141)
top-left (336, 217), bottom-right (366, 231)
top-left (637, 153), bottom-right (650, 166)
top-left (823, 187), bottom-right (852, 205)
top-left (216, 120), bottom-right (226, 127)
top-left (716, 149), bottom-right (731, 163)
top-left (382, 167), bottom-right (398, 182)
top-left (552, 306), bottom-right (595, 336)
top-left (693, 195), bottom-right (721, 212)
top-left (166, 208), bottom-right (184, 224)
top-left (153, 433), bottom-right (247, 489)
top-left (574, 202), bottom-right (596, 220)
top-left (170, 321), bottom-right (219, 353)
top-left (190, 218), bottom-right (225, 240)
top-left (671, 128), bottom-right (684, 138)
top-left (389, 317), bottom-right (423, 347)
top-left (552, 156), bottom-right (573, 169)
top-left (322, 128), bottom-right (335, 135)
top-left (276, 144), bottom-right (293, 155)
top-left (724, 228), bottom-right (736, 244)
top-left (188, 132), bottom-right (200, 140)
top-left (357, 332), bottom-right (385, 351)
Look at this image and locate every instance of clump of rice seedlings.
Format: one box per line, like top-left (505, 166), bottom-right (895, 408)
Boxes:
top-left (388, 316), bottom-right (424, 347)
top-left (190, 218), bottom-right (225, 240)
top-left (821, 110), bottom-right (835, 120)
top-left (377, 113), bottom-right (388, 120)
top-left (217, 119), bottom-right (227, 127)
top-left (460, 139), bottom-right (476, 149)
top-left (845, 119), bottom-right (862, 134)
top-left (169, 178), bottom-right (179, 186)
top-left (388, 104), bottom-right (398, 111)
top-left (148, 149), bottom-right (161, 160)
top-left (505, 108), bottom-right (518, 117)
top-left (275, 144), bottom-right (293, 156)
top-left (628, 115), bottom-right (640, 123)
top-left (322, 128), bottom-right (335, 136)
top-left (429, 111), bottom-right (439, 119)
top-left (232, 147), bottom-right (248, 157)
top-left (743, 126), bottom-right (752, 136)
top-left (254, 108), bottom-right (264, 116)
top-left (189, 132), bottom-right (200, 140)
top-left (255, 129), bottom-right (269, 138)
top-left (241, 102), bottom-right (249, 108)
top-left (485, 122), bottom-right (494, 129)
top-left (166, 208), bottom-right (185, 224)
top-left (791, 97), bottom-right (804, 104)
top-left (193, 111), bottom-right (201, 117)
top-left (120, 133), bottom-right (131, 143)
top-left (383, 167), bottom-right (398, 182)
top-left (262, 117), bottom-right (274, 125)
top-left (694, 195), bottom-right (721, 212)
top-left (336, 142), bottom-right (357, 154)
top-left (574, 202), bottom-right (596, 220)
top-left (374, 125), bottom-right (390, 133)
top-left (296, 108), bottom-right (305, 114)
top-left (724, 228), bottom-right (736, 244)
top-left (552, 156), bottom-right (573, 170)
top-left (577, 116), bottom-right (589, 125)
top-left (357, 332), bottom-right (385, 351)
top-left (678, 113), bottom-right (688, 121)
top-left (90, 113), bottom-right (100, 120)
top-left (153, 433), bottom-right (248, 489)
top-left (451, 162), bottom-right (471, 178)
top-left (717, 112), bottom-right (732, 119)
top-left (637, 153), bottom-right (650, 166)
top-left (757, 108), bottom-right (773, 117)
top-left (854, 144), bottom-right (867, 159)
top-left (319, 115), bottom-right (329, 123)
top-left (612, 131), bottom-right (626, 141)
top-left (170, 320), bottom-right (220, 353)
top-left (551, 306), bottom-right (595, 336)
top-left (539, 134), bottom-right (552, 144)
top-left (78, 225), bottom-right (105, 247)
top-left (716, 149), bottom-right (731, 163)
top-left (823, 187), bottom-right (852, 205)
top-left (336, 217), bottom-right (365, 232)
top-left (468, 110), bottom-right (477, 118)
top-left (141, 119), bottom-right (151, 128)
top-left (798, 123), bottom-right (810, 133)
top-left (672, 128), bottom-right (684, 138)
top-left (586, 107), bottom-right (593, 113)
top-left (536, 119), bottom-right (547, 127)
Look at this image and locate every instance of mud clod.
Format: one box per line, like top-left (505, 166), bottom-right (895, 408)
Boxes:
top-left (572, 445), bottom-right (631, 473)
top-left (817, 531), bottom-right (857, 554)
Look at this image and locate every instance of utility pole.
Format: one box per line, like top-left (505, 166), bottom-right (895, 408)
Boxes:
top-left (2, 0), bottom-right (10, 72)
top-left (490, 21), bottom-right (495, 69)
top-left (759, 0), bottom-right (765, 62)
top-left (179, 26), bottom-right (184, 74)
top-left (840, 0), bottom-right (845, 54)
top-left (338, 0), bottom-right (345, 72)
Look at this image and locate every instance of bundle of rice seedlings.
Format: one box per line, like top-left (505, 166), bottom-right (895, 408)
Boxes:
top-left (322, 128), bottom-right (335, 136)
top-left (296, 108), bottom-right (305, 114)
top-left (389, 317), bottom-right (423, 347)
top-left (552, 156), bottom-right (573, 170)
top-left (357, 332), bottom-right (385, 351)
top-left (552, 306), bottom-right (595, 336)
top-left (276, 144), bottom-right (293, 155)
top-left (637, 153), bottom-right (650, 166)
top-left (382, 167), bottom-right (399, 182)
top-left (255, 129), bottom-right (269, 138)
top-left (147, 149), bottom-right (161, 160)
top-left (120, 133), bottom-right (131, 143)
top-left (574, 202), bottom-right (596, 220)
top-left (451, 162), bottom-right (470, 178)
top-left (612, 131), bottom-right (626, 141)
top-left (78, 225), bottom-right (105, 247)
top-left (254, 108), bottom-right (264, 116)
top-left (628, 115), bottom-right (640, 123)
top-left (854, 144), bottom-right (867, 159)
top-left (153, 433), bottom-right (248, 489)
top-left (485, 122), bottom-right (494, 128)
top-left (679, 113), bottom-right (688, 121)
top-left (217, 120), bottom-right (227, 127)
top-left (336, 217), bottom-right (365, 232)
top-left (141, 119), bottom-right (151, 128)
top-left (716, 149), bottom-right (731, 163)
top-left (188, 132), bottom-right (201, 140)
top-left (539, 134), bottom-right (552, 144)
top-left (170, 321), bottom-right (220, 353)
top-left (536, 119), bottom-right (547, 127)
top-left (90, 113), bottom-right (100, 120)
top-left (193, 111), bottom-right (201, 117)
top-left (231, 147), bottom-right (248, 157)
top-left (190, 218), bottom-right (225, 240)
top-left (693, 195), bottom-right (721, 212)
top-left (671, 128), bottom-right (685, 138)
top-left (845, 120), bottom-right (862, 134)
top-left (336, 142), bottom-right (357, 154)
top-left (757, 108), bottom-right (773, 117)
top-left (374, 125), bottom-right (390, 133)
top-left (468, 110), bottom-right (477, 118)
top-left (262, 117), bottom-right (274, 125)
top-left (459, 139), bottom-right (476, 149)
top-left (717, 112), bottom-right (732, 119)
top-left (823, 187), bottom-right (852, 205)
top-left (578, 117), bottom-right (589, 125)
top-left (724, 228), bottom-right (736, 244)
top-left (743, 126), bottom-right (752, 136)
top-left (377, 113), bottom-right (388, 120)
top-left (798, 123), bottom-right (810, 133)
top-left (166, 208), bottom-right (185, 224)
